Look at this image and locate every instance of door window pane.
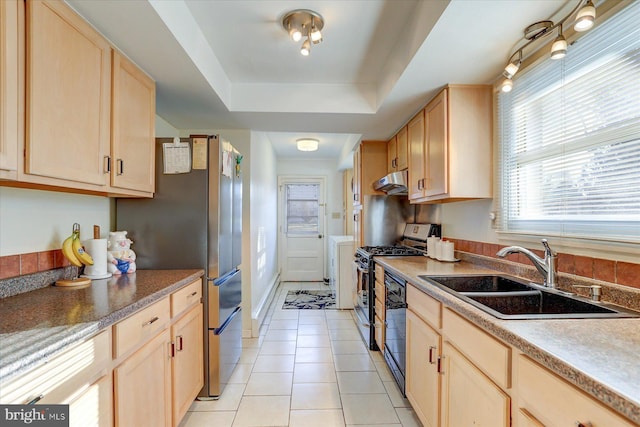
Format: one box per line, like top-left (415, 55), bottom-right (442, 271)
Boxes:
top-left (286, 184), bottom-right (319, 234)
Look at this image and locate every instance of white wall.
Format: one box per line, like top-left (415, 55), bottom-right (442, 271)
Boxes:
top-left (0, 187), bottom-right (112, 256)
top-left (155, 115), bottom-right (180, 138)
top-left (437, 198), bottom-right (640, 262)
top-left (248, 132), bottom-right (279, 335)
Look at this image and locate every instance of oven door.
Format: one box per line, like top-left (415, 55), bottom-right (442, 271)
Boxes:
top-left (353, 260), bottom-right (377, 349)
top-left (384, 270), bottom-right (407, 395)
top-left (352, 260), bottom-right (370, 325)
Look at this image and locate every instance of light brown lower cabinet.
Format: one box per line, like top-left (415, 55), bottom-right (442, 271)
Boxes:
top-left (68, 374), bottom-right (113, 427)
top-left (406, 283), bottom-right (639, 427)
top-left (405, 309), bottom-right (440, 427)
top-left (517, 355), bottom-right (636, 427)
top-left (114, 329), bottom-right (172, 427)
top-left (171, 304), bottom-right (204, 427)
top-left (440, 341), bottom-right (510, 427)
top-left (0, 330), bottom-right (112, 427)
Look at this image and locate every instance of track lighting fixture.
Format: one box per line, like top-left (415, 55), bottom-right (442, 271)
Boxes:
top-left (550, 26), bottom-right (567, 59)
top-left (500, 78), bottom-right (514, 93)
top-left (503, 51), bottom-right (522, 79)
top-left (282, 9), bottom-right (324, 56)
top-left (574, 0), bottom-right (596, 31)
top-left (500, 0), bottom-right (596, 90)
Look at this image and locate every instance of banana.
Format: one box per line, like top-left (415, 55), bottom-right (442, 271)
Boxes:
top-left (72, 233), bottom-right (94, 266)
top-left (61, 233), bottom-right (83, 267)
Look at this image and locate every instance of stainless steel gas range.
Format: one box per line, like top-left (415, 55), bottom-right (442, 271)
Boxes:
top-left (352, 223), bottom-right (440, 351)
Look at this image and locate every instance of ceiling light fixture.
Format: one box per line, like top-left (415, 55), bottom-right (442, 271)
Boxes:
top-left (300, 39), bottom-right (311, 56)
top-left (500, 78), bottom-right (514, 93)
top-left (282, 9), bottom-right (324, 56)
top-left (500, 0), bottom-right (596, 90)
top-left (574, 0), bottom-right (596, 31)
top-left (296, 138), bottom-right (319, 152)
top-left (550, 26), bottom-right (567, 60)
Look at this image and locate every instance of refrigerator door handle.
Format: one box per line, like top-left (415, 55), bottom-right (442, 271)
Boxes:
top-left (209, 268), bottom-right (240, 286)
top-left (214, 306), bottom-right (241, 335)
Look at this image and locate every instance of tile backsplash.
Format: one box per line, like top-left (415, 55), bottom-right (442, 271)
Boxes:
top-left (448, 238), bottom-right (640, 290)
top-left (0, 250), bottom-right (71, 280)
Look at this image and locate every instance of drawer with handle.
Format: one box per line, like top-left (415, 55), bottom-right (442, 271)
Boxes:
top-left (171, 278), bottom-right (202, 318)
top-left (0, 330), bottom-right (110, 405)
top-left (113, 297), bottom-right (170, 358)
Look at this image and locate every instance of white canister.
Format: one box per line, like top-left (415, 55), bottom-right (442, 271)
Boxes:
top-left (82, 238), bottom-right (110, 278)
top-left (440, 241), bottom-right (455, 261)
top-left (427, 237), bottom-right (440, 259)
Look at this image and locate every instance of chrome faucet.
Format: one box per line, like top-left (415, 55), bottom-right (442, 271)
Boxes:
top-left (496, 239), bottom-right (558, 288)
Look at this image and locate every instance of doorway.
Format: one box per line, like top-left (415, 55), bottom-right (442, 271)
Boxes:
top-left (278, 177), bottom-right (326, 282)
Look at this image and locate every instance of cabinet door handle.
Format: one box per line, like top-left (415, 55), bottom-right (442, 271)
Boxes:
top-left (25, 394), bottom-right (44, 405)
top-left (177, 335), bottom-right (184, 351)
top-left (353, 214), bottom-right (358, 222)
top-left (575, 423), bottom-right (593, 427)
top-left (428, 346), bottom-right (437, 364)
top-left (437, 355), bottom-right (445, 374)
top-left (189, 291), bottom-right (198, 297)
top-left (142, 316), bottom-right (159, 326)
top-left (417, 179), bottom-right (423, 190)
top-left (104, 156), bottom-right (111, 173)
top-left (116, 159), bottom-right (124, 175)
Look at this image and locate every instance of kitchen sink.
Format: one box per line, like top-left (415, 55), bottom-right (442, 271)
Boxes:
top-left (420, 274), bottom-right (533, 294)
top-left (418, 274), bottom-right (640, 319)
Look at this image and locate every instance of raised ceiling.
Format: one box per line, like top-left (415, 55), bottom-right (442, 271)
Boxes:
top-left (67, 0), bottom-right (568, 162)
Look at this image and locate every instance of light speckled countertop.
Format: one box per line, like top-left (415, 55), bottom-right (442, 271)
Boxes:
top-left (0, 269), bottom-right (204, 384)
top-left (376, 256), bottom-right (640, 425)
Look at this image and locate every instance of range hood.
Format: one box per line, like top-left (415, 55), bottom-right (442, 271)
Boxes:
top-left (374, 170), bottom-right (408, 195)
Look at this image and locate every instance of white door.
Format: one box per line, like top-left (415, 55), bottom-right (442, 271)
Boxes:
top-left (279, 178), bottom-right (325, 282)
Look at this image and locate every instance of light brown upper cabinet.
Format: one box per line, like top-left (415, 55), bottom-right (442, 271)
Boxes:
top-left (0, 0), bottom-right (21, 180)
top-left (1, 0), bottom-right (156, 197)
top-left (408, 85), bottom-right (492, 203)
top-left (407, 110), bottom-right (425, 200)
top-left (353, 140), bottom-right (387, 207)
top-left (396, 125), bottom-right (408, 170)
top-left (388, 126), bottom-right (408, 173)
top-left (25, 0), bottom-right (111, 187)
top-left (111, 50), bottom-right (155, 194)
top-left (387, 135), bottom-right (397, 173)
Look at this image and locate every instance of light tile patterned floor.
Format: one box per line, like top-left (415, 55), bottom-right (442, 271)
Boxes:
top-left (179, 282), bottom-right (423, 427)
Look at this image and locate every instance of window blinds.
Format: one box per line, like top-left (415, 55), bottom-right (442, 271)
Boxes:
top-left (496, 1), bottom-right (640, 242)
top-left (285, 184), bottom-right (320, 234)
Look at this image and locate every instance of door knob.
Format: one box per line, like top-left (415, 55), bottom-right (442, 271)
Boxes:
top-left (318, 234), bottom-right (323, 239)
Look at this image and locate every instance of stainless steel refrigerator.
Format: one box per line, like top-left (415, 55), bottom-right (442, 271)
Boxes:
top-left (116, 135), bottom-right (242, 399)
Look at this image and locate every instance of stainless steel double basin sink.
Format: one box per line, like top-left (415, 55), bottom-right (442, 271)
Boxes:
top-left (418, 274), bottom-right (640, 320)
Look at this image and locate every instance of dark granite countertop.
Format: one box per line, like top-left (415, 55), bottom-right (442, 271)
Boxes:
top-left (376, 256), bottom-right (640, 425)
top-left (0, 269), bottom-right (204, 384)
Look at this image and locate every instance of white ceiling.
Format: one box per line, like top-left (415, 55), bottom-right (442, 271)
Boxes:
top-left (66, 0), bottom-right (569, 164)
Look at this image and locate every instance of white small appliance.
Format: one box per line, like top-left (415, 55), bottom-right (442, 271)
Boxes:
top-left (328, 235), bottom-right (354, 309)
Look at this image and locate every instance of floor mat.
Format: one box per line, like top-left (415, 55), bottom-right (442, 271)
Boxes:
top-left (282, 290), bottom-right (336, 309)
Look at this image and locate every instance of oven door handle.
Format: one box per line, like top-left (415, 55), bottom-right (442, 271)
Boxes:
top-left (353, 260), bottom-right (368, 273)
top-left (353, 306), bottom-right (371, 327)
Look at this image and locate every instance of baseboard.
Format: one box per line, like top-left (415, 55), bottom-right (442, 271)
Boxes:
top-left (250, 272), bottom-right (281, 337)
